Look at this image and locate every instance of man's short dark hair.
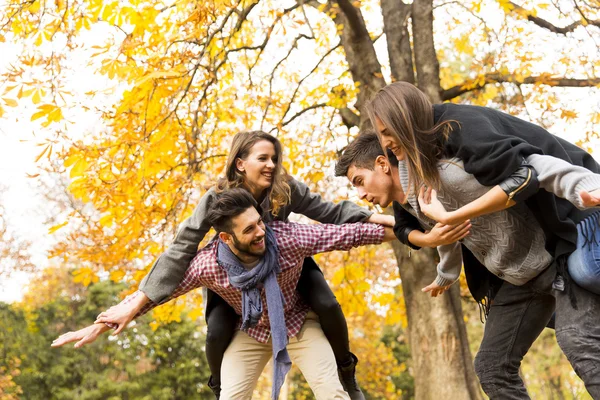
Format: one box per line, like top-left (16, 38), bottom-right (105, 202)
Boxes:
top-left (206, 188), bottom-right (259, 233)
top-left (335, 130), bottom-right (398, 177)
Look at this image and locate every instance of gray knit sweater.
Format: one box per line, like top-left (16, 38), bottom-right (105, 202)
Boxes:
top-left (398, 154), bottom-right (600, 287)
top-left (140, 178), bottom-right (373, 303)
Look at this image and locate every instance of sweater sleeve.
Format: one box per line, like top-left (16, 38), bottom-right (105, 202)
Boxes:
top-left (434, 242), bottom-right (463, 287)
top-left (287, 177), bottom-right (373, 224)
top-left (139, 189), bottom-right (216, 304)
top-left (526, 154), bottom-right (600, 210)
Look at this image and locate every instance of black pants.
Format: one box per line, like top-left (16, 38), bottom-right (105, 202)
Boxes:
top-left (204, 257), bottom-right (351, 383)
top-left (474, 265), bottom-right (600, 399)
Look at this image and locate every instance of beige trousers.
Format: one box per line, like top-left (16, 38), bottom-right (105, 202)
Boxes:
top-left (220, 312), bottom-right (350, 400)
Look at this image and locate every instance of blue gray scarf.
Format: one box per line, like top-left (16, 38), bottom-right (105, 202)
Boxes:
top-left (216, 226), bottom-right (291, 400)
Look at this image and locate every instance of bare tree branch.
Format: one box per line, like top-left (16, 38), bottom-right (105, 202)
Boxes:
top-left (280, 41), bottom-right (342, 124)
top-left (443, 73), bottom-right (600, 100)
top-left (510, 1), bottom-right (600, 34)
top-left (261, 34), bottom-right (318, 128)
top-left (272, 103), bottom-right (329, 132)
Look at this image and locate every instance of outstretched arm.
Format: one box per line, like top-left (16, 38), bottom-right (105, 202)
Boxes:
top-left (418, 160), bottom-right (537, 225)
top-left (53, 257), bottom-right (207, 346)
top-left (366, 213), bottom-right (396, 227)
top-left (51, 323), bottom-right (111, 348)
top-left (287, 178), bottom-right (374, 224)
top-left (526, 154), bottom-right (600, 209)
top-left (94, 291), bottom-right (151, 335)
top-left (283, 221), bottom-right (388, 259)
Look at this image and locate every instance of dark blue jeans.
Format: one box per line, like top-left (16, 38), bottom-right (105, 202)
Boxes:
top-left (568, 212), bottom-right (600, 295)
top-left (474, 264), bottom-right (600, 399)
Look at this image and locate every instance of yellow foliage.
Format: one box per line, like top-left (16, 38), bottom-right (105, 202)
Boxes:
top-left (47, 221), bottom-right (68, 234)
top-left (496, 0), bottom-right (515, 13)
top-left (560, 109), bottom-right (579, 121)
top-left (109, 269), bottom-right (126, 282)
top-left (72, 267), bottom-right (100, 287)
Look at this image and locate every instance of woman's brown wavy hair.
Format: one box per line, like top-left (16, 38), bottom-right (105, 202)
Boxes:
top-left (216, 131), bottom-right (291, 216)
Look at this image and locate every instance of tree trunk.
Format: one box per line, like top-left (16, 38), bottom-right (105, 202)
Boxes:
top-left (380, 0), bottom-right (414, 84)
top-left (330, 0), bottom-right (483, 397)
top-left (391, 242), bottom-right (482, 399)
top-left (411, 0), bottom-right (441, 102)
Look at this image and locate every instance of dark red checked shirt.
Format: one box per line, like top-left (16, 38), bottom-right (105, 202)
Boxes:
top-left (121, 220), bottom-right (384, 343)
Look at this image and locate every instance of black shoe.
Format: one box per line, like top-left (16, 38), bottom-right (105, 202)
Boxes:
top-left (338, 353), bottom-right (366, 400)
top-left (208, 375), bottom-right (221, 399)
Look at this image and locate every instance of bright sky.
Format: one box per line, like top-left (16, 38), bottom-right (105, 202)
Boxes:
top-left (0, 23), bottom-right (116, 302)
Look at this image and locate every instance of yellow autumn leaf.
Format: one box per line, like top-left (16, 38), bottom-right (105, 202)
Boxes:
top-left (48, 221), bottom-right (68, 234)
top-left (70, 157), bottom-right (89, 178)
top-left (3, 98), bottom-right (17, 107)
top-left (31, 89), bottom-right (42, 104)
top-left (99, 213), bottom-right (114, 227)
top-left (72, 267), bottom-right (99, 287)
top-left (31, 104), bottom-right (57, 121)
top-left (109, 269), bottom-right (126, 282)
top-left (560, 109), bottom-right (578, 121)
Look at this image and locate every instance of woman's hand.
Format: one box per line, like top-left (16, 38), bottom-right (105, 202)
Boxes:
top-left (51, 323), bottom-right (109, 348)
top-left (418, 187), bottom-right (451, 224)
top-left (421, 280), bottom-right (452, 297)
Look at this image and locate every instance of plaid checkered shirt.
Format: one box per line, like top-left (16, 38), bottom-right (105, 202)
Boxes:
top-left (120, 220), bottom-right (384, 343)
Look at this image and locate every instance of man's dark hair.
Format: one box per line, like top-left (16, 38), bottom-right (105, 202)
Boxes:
top-left (206, 188), bottom-right (259, 233)
top-left (335, 130), bottom-right (398, 177)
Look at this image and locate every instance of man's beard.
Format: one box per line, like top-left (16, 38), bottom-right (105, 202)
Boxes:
top-left (231, 233), bottom-right (266, 258)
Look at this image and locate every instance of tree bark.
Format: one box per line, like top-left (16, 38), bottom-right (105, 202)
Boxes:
top-left (380, 0), bottom-right (414, 84)
top-left (332, 0), bottom-right (387, 126)
top-left (390, 241), bottom-right (482, 400)
top-left (411, 0), bottom-right (441, 102)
